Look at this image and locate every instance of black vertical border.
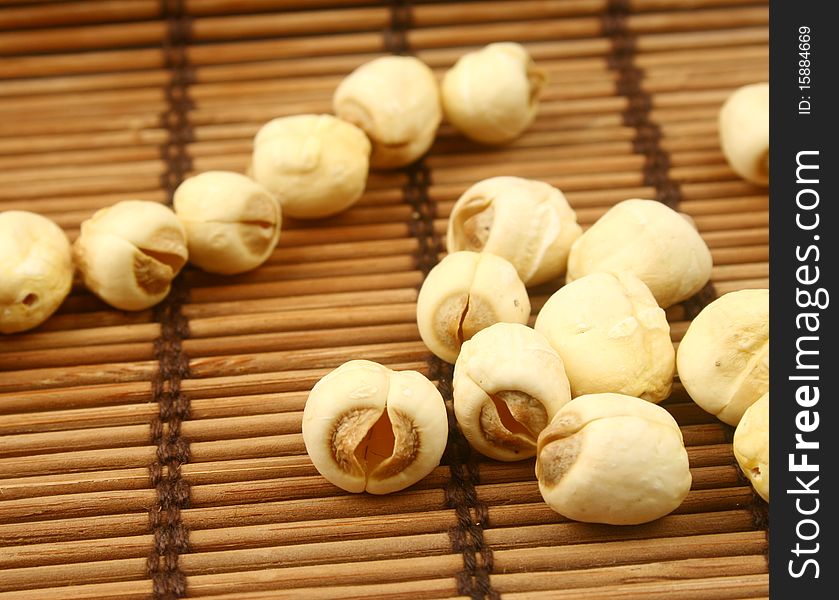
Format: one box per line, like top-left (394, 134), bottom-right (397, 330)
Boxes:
top-left (770, 1), bottom-right (837, 597)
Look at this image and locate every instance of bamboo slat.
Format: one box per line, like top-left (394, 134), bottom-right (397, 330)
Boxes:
top-left (0, 0), bottom-right (768, 598)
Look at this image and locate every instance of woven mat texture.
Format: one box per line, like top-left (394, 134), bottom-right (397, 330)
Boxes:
top-left (0, 1), bottom-right (769, 598)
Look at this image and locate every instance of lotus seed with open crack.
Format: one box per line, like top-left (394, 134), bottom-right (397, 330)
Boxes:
top-left (446, 176), bottom-right (581, 286)
top-left (453, 322), bottom-right (571, 461)
top-left (74, 200), bottom-right (188, 311)
top-left (302, 360), bottom-right (448, 494)
top-left (416, 251), bottom-right (530, 364)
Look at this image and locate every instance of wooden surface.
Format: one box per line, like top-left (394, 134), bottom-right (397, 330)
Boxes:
top-left (0, 1), bottom-right (769, 598)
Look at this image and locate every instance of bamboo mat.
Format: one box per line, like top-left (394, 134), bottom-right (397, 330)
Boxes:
top-left (0, 1), bottom-right (769, 598)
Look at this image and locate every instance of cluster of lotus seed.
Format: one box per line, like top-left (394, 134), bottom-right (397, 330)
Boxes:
top-left (1, 60), bottom-right (769, 520)
top-left (413, 184), bottom-right (716, 523)
top-left (70, 171), bottom-right (285, 313)
top-left (304, 75), bottom-right (771, 512)
top-left (307, 181), bottom-right (769, 520)
top-left (251, 43), bottom-right (545, 219)
top-left (305, 178), bottom-right (716, 524)
top-left (3, 43), bottom-right (544, 334)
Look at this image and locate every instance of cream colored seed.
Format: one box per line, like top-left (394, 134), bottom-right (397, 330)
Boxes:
top-left (416, 251), bottom-right (530, 364)
top-left (302, 360), bottom-right (448, 495)
top-left (566, 199), bottom-right (713, 308)
top-left (453, 322), bottom-right (571, 461)
top-left (446, 176), bottom-right (581, 286)
top-left (677, 289), bottom-right (769, 426)
top-left (441, 42), bottom-right (545, 145)
top-left (333, 56), bottom-right (441, 169)
top-left (0, 211), bottom-right (73, 334)
top-left (250, 114), bottom-right (370, 219)
top-left (73, 200), bottom-right (188, 311)
top-left (733, 392), bottom-right (769, 502)
top-left (534, 271), bottom-right (675, 403)
top-left (719, 82), bottom-right (769, 186)
top-left (174, 171), bottom-right (281, 275)
top-left (536, 393), bottom-right (692, 525)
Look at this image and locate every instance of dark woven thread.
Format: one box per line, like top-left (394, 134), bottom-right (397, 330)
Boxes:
top-left (723, 425), bottom-right (770, 559)
top-left (400, 157), bottom-right (498, 600)
top-left (159, 0), bottom-right (195, 197)
top-left (418, 172), bottom-right (496, 597)
top-left (389, 5), bottom-right (496, 597)
top-left (603, 1), bottom-right (676, 208)
top-left (409, 179), bottom-right (498, 600)
top-left (603, 0), bottom-right (717, 313)
top-left (384, 0), bottom-right (412, 55)
top-left (148, 1), bottom-right (193, 598)
top-left (404, 165), bottom-right (437, 276)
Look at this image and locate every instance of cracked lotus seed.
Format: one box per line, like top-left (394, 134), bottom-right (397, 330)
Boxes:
top-left (0, 211), bottom-right (74, 334)
top-left (333, 56), bottom-right (442, 169)
top-left (536, 393), bottom-right (692, 525)
top-left (446, 176), bottom-right (581, 286)
top-left (677, 289), bottom-right (769, 426)
top-left (566, 199), bottom-right (713, 308)
top-left (453, 322), bottom-right (572, 461)
top-left (441, 42), bottom-right (546, 144)
top-left (302, 360), bottom-right (448, 494)
top-left (416, 251), bottom-right (530, 364)
top-left (534, 271), bottom-right (675, 403)
top-left (174, 171), bottom-right (281, 275)
top-left (250, 114), bottom-right (370, 218)
top-left (73, 200), bottom-right (188, 311)
top-left (719, 82), bottom-right (769, 185)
